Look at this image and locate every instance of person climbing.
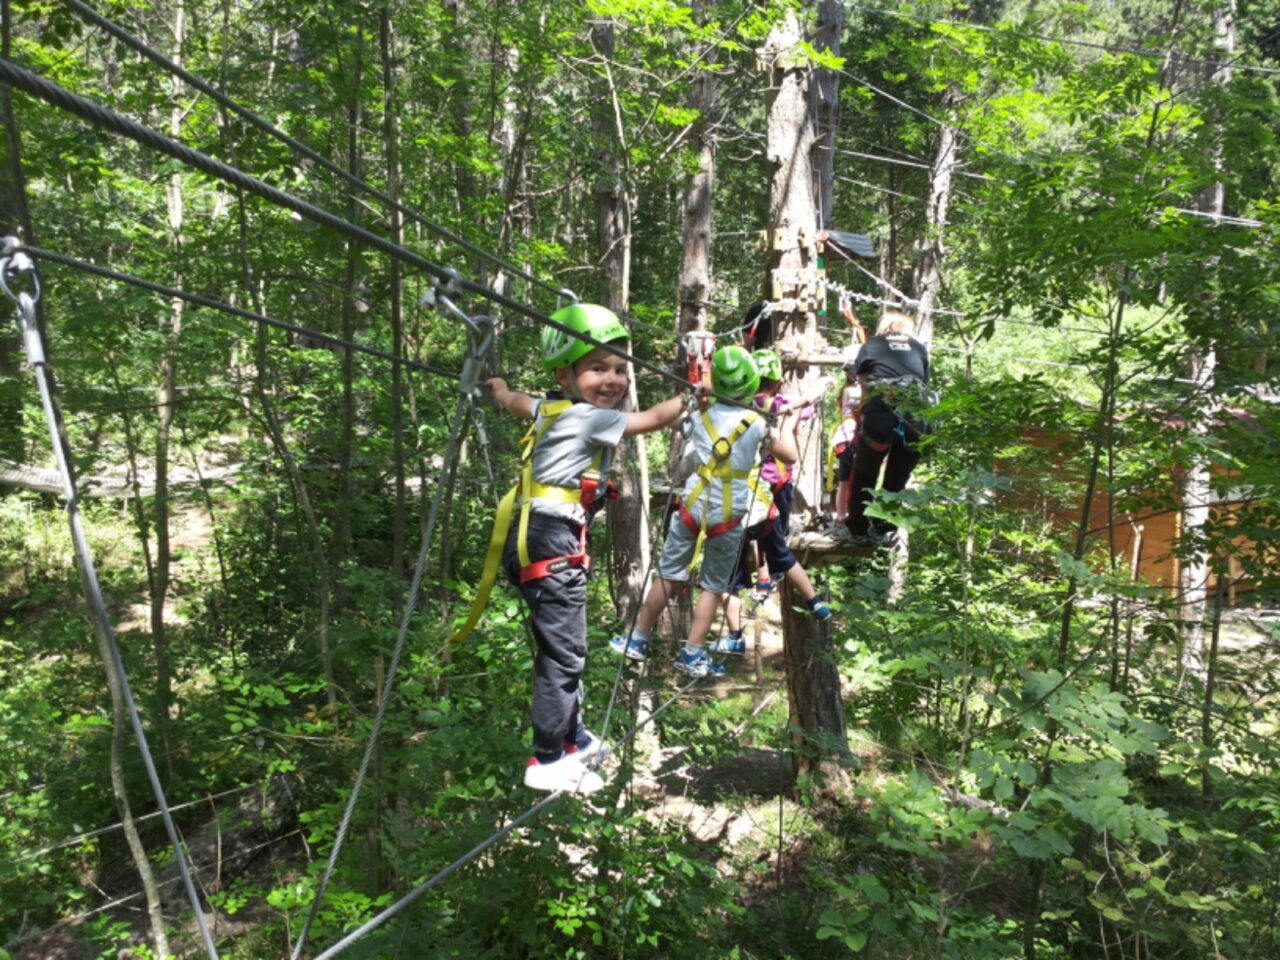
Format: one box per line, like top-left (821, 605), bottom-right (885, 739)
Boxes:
top-left (610, 345), bottom-right (797, 678)
top-left (827, 361), bottom-right (862, 523)
top-left (843, 308), bottom-right (932, 548)
top-left (478, 304), bottom-right (686, 795)
top-left (741, 301), bottom-right (775, 351)
top-left (713, 349), bottom-right (830, 656)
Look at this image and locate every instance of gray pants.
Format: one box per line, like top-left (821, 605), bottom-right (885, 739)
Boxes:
top-left (504, 514), bottom-right (587, 757)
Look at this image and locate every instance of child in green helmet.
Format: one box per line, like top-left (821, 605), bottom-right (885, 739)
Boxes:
top-left (611, 345), bottom-right (798, 678)
top-left (714, 350), bottom-right (831, 655)
top-left (482, 304), bottom-right (686, 794)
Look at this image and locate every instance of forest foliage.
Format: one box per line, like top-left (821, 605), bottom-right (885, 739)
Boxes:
top-left (1, 0), bottom-right (1278, 958)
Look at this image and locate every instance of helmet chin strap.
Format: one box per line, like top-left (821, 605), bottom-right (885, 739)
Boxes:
top-left (564, 368), bottom-right (585, 402)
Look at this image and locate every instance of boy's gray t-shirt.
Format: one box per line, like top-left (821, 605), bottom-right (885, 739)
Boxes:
top-left (679, 403), bottom-right (769, 525)
top-left (528, 398), bottom-right (629, 524)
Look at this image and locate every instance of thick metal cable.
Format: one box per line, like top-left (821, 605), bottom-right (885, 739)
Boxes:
top-left (0, 253), bottom-right (220, 960)
top-left (844, 3), bottom-right (1280, 77)
top-left (311, 410), bottom-right (772, 959)
top-left (0, 58), bottom-right (707, 399)
top-left (22, 246), bottom-right (460, 381)
top-left (6, 782), bottom-right (257, 865)
top-left (290, 388), bottom-right (480, 960)
top-left (58, 0), bottom-right (579, 305)
top-left (310, 792), bottom-right (562, 960)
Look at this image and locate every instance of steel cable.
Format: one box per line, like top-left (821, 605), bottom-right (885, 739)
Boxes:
top-left (290, 388), bottom-right (482, 960)
top-left (58, 0), bottom-right (580, 306)
top-left (0, 252), bottom-right (220, 960)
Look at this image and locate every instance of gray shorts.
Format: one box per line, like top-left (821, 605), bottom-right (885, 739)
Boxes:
top-left (656, 516), bottom-right (747, 595)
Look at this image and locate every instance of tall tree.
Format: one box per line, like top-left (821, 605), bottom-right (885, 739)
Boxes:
top-left (1180, 0), bottom-right (1235, 675)
top-left (763, 9), bottom-right (851, 794)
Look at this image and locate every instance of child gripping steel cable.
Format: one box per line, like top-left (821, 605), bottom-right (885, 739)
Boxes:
top-left (454, 304), bottom-right (685, 796)
top-left (610, 345), bottom-right (798, 678)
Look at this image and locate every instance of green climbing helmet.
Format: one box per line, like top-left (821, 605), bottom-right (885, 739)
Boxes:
top-left (711, 344), bottom-right (760, 401)
top-left (541, 303), bottom-right (629, 373)
top-left (752, 349), bottom-right (783, 382)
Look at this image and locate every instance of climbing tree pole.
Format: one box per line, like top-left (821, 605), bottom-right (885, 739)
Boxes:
top-left (762, 10), bottom-right (851, 794)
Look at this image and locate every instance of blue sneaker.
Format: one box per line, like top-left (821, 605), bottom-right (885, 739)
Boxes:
top-left (674, 647), bottom-right (726, 678)
top-left (609, 634), bottom-right (648, 661)
top-left (709, 635), bottom-right (747, 655)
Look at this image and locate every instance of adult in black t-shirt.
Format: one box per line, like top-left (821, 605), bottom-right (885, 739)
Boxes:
top-left (844, 310), bottom-right (931, 546)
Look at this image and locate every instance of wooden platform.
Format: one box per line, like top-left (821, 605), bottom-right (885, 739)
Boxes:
top-left (788, 529), bottom-right (875, 566)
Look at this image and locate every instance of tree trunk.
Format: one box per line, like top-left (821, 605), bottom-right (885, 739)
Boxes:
top-left (1180, 2), bottom-right (1233, 675)
top-left (591, 20), bottom-right (651, 625)
top-left (334, 29), bottom-right (364, 595)
top-left (910, 88), bottom-right (960, 348)
top-left (233, 195), bottom-right (337, 718)
top-left (380, 9), bottom-right (406, 587)
top-left (150, 0), bottom-right (187, 773)
top-left (810, 1), bottom-right (843, 232)
top-left (0, 0), bottom-right (26, 464)
top-left (96, 607), bottom-right (173, 959)
top-left (781, 578), bottom-right (851, 795)
top-left (764, 11), bottom-right (848, 792)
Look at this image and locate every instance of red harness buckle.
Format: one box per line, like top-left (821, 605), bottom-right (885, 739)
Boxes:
top-left (677, 502), bottom-right (742, 539)
top-left (519, 520), bottom-right (590, 584)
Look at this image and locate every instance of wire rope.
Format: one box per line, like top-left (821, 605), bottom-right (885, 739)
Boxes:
top-left (0, 58), bottom-right (704, 398)
top-left (20, 246), bottom-right (461, 381)
top-left (0, 250), bottom-right (220, 960)
top-left (290, 383), bottom-right (485, 960)
top-left (316, 394), bottom-right (782, 958)
top-left (58, 0), bottom-right (580, 306)
top-left (844, 2), bottom-right (1280, 77)
top-left (5, 783), bottom-right (258, 865)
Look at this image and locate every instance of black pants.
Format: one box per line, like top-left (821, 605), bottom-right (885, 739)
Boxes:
top-left (845, 430), bottom-right (921, 537)
top-left (503, 514), bottom-right (587, 758)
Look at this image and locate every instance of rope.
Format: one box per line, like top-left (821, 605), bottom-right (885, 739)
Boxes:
top-left (845, 3), bottom-right (1280, 77)
top-left (0, 249), bottom-right (220, 960)
top-left (290, 372), bottom-right (485, 960)
top-left (4, 783), bottom-right (258, 865)
top-left (2, 828), bottom-right (305, 953)
top-left (20, 246), bottom-right (460, 381)
top-left (310, 400), bottom-right (779, 958)
top-left (58, 0), bottom-right (580, 306)
top-left (0, 59), bottom-right (715, 401)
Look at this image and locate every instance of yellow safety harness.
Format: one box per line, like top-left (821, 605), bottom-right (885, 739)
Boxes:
top-left (676, 410), bottom-right (774, 566)
top-left (450, 400), bottom-right (612, 643)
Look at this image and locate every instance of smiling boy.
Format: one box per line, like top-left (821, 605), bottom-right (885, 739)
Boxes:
top-left (484, 304), bottom-right (685, 794)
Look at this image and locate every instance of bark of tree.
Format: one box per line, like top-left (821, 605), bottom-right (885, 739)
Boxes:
top-left (380, 9), bottom-right (407, 587)
top-left (150, 0), bottom-right (187, 774)
top-left (910, 88), bottom-right (960, 348)
top-left (334, 28), bottom-right (365, 599)
top-left (811, 1), bottom-right (843, 232)
top-left (764, 11), bottom-right (850, 794)
top-left (591, 20), bottom-right (651, 625)
top-left (1180, 2), bottom-right (1233, 675)
top-left (665, 0), bottom-right (719, 641)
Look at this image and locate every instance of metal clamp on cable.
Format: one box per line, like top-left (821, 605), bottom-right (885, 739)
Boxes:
top-left (0, 243), bottom-right (44, 365)
top-left (458, 314), bottom-right (495, 398)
